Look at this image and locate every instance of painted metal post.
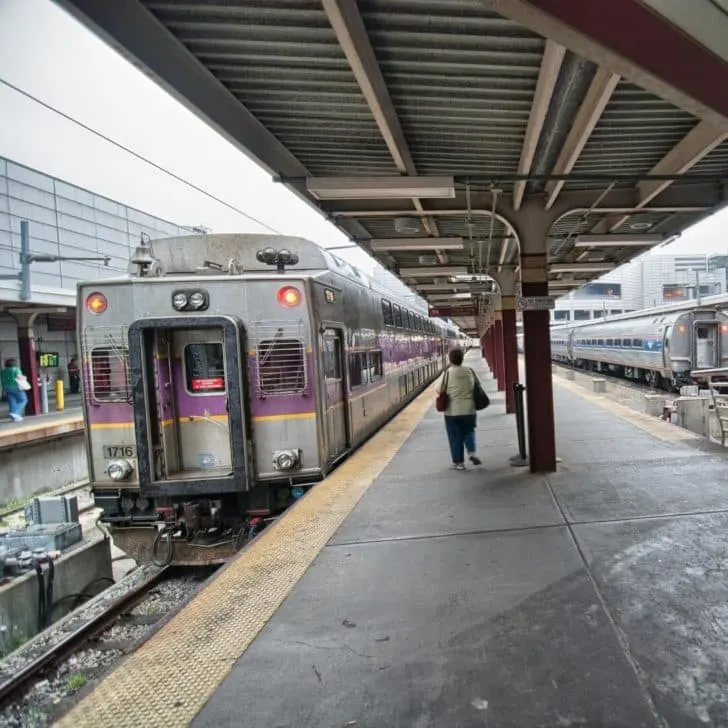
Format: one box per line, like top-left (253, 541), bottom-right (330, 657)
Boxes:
top-left (40, 377), bottom-right (49, 414)
top-left (20, 220), bottom-right (31, 302)
top-left (55, 379), bottom-right (64, 412)
top-left (510, 383), bottom-right (528, 467)
top-left (501, 308), bottom-right (519, 414)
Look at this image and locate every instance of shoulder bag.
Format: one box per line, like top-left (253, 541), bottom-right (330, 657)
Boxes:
top-left (469, 368), bottom-right (490, 411)
top-left (15, 374), bottom-right (31, 392)
top-left (435, 370), bottom-right (450, 412)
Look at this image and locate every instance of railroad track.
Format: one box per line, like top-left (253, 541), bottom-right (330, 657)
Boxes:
top-left (0, 565), bottom-right (171, 711)
top-left (552, 361), bottom-right (673, 397)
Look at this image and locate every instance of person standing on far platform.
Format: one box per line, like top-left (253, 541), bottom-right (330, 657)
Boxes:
top-left (435, 348), bottom-right (482, 470)
top-left (1, 358), bottom-right (30, 423)
top-left (68, 357), bottom-right (80, 394)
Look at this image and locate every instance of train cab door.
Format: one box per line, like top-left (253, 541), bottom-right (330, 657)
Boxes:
top-left (170, 328), bottom-right (232, 476)
top-left (322, 328), bottom-right (348, 463)
top-left (129, 317), bottom-right (249, 491)
top-left (695, 323), bottom-right (718, 369)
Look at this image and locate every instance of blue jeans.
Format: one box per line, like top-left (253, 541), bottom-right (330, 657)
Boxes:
top-left (444, 414), bottom-right (476, 464)
top-left (6, 389), bottom-right (28, 419)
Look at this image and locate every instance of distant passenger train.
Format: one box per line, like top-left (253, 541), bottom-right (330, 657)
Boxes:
top-left (517, 299), bottom-right (728, 390)
top-left (77, 233), bottom-right (460, 561)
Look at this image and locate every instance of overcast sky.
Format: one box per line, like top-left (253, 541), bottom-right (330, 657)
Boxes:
top-left (0, 0), bottom-right (726, 282)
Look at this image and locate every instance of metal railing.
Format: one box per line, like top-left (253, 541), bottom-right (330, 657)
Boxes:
top-left (689, 367), bottom-right (728, 446)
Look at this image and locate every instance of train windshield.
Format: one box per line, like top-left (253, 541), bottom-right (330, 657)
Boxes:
top-left (185, 342), bottom-right (226, 393)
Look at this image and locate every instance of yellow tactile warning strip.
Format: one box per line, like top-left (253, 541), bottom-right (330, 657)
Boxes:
top-left (554, 375), bottom-right (702, 442)
top-left (53, 383), bottom-right (438, 728)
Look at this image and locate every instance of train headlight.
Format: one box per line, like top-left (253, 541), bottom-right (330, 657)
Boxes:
top-left (107, 459), bottom-right (133, 481)
top-left (172, 292), bottom-right (188, 310)
top-left (189, 291), bottom-right (206, 309)
top-left (273, 449), bottom-right (300, 472)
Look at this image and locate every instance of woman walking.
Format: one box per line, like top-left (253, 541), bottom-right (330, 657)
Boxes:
top-left (1, 358), bottom-right (29, 423)
top-left (436, 348), bottom-right (481, 470)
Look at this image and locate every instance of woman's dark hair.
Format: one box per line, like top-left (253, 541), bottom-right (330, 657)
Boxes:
top-left (4, 358), bottom-right (16, 368)
top-left (448, 348), bottom-right (464, 366)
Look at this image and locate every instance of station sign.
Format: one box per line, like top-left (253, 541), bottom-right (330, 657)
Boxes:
top-left (516, 295), bottom-right (556, 311)
top-left (36, 352), bottom-right (60, 368)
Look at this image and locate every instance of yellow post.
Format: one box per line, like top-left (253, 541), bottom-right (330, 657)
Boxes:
top-left (55, 379), bottom-right (64, 412)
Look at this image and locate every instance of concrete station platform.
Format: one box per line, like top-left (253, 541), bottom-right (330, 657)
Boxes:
top-left (0, 401), bottom-right (85, 509)
top-left (54, 352), bottom-right (728, 728)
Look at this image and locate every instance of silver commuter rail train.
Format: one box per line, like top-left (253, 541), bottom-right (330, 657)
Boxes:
top-left (543, 297), bottom-right (728, 390)
top-left (77, 233), bottom-right (459, 560)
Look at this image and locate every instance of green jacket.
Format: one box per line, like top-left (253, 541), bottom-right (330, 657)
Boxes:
top-left (1, 366), bottom-right (22, 392)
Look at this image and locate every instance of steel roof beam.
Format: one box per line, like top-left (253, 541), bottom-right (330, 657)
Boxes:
top-left (544, 67), bottom-right (620, 209)
top-left (399, 266), bottom-right (468, 277)
top-left (482, 0), bottom-right (728, 128)
top-left (604, 120), bottom-right (728, 232)
top-left (321, 0), bottom-right (445, 257)
top-left (513, 40), bottom-right (566, 211)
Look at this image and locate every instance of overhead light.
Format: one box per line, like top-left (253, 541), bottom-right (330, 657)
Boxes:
top-left (306, 176), bottom-right (455, 200)
top-left (428, 292), bottom-right (472, 300)
top-left (550, 263), bottom-right (616, 273)
top-left (574, 234), bottom-right (663, 247)
top-left (370, 237), bottom-right (464, 251)
top-left (399, 266), bottom-right (468, 277)
top-left (451, 274), bottom-right (493, 282)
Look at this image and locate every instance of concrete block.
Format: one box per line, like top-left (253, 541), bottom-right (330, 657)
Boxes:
top-left (0, 432), bottom-right (88, 508)
top-left (592, 378), bottom-right (607, 394)
top-left (564, 370), bottom-right (575, 381)
top-left (0, 533), bottom-right (112, 647)
top-left (676, 396), bottom-right (709, 437)
top-left (644, 394), bottom-right (667, 418)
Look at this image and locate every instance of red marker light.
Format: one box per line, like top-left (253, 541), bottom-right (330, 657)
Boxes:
top-left (277, 286), bottom-right (301, 307)
top-left (86, 292), bottom-right (108, 314)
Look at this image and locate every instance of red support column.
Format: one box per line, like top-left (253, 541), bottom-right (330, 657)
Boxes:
top-left (17, 318), bottom-right (40, 416)
top-left (484, 328), bottom-right (496, 374)
top-left (501, 306), bottom-right (519, 414)
top-left (521, 273), bottom-right (556, 473)
top-left (493, 318), bottom-right (505, 392)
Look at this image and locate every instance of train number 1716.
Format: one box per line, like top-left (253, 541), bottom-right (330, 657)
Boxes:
top-left (103, 445), bottom-right (135, 459)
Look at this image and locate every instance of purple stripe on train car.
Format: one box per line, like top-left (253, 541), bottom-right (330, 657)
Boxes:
top-left (85, 343), bottom-right (442, 426)
top-left (86, 402), bottom-right (133, 425)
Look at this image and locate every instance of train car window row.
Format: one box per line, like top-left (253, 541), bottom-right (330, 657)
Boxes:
top-left (571, 337), bottom-right (659, 350)
top-left (380, 298), bottom-right (437, 334)
top-left (256, 337), bottom-right (306, 395)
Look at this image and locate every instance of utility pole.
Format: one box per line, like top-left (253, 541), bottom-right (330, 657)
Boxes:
top-left (0, 220), bottom-right (111, 300)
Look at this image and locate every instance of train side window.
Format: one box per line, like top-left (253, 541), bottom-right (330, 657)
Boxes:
top-left (323, 337), bottom-right (341, 380)
top-left (606, 338), bottom-right (613, 346)
top-left (615, 338), bottom-right (622, 346)
top-left (256, 338), bottom-right (306, 395)
top-left (393, 304), bottom-right (403, 328)
top-left (90, 347), bottom-right (130, 402)
top-left (348, 352), bottom-right (367, 388)
top-left (381, 300), bottom-right (394, 326)
top-left (185, 343), bottom-right (226, 393)
top-left (633, 339), bottom-right (643, 348)
top-left (598, 339), bottom-right (604, 346)
top-left (369, 350), bottom-right (383, 381)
